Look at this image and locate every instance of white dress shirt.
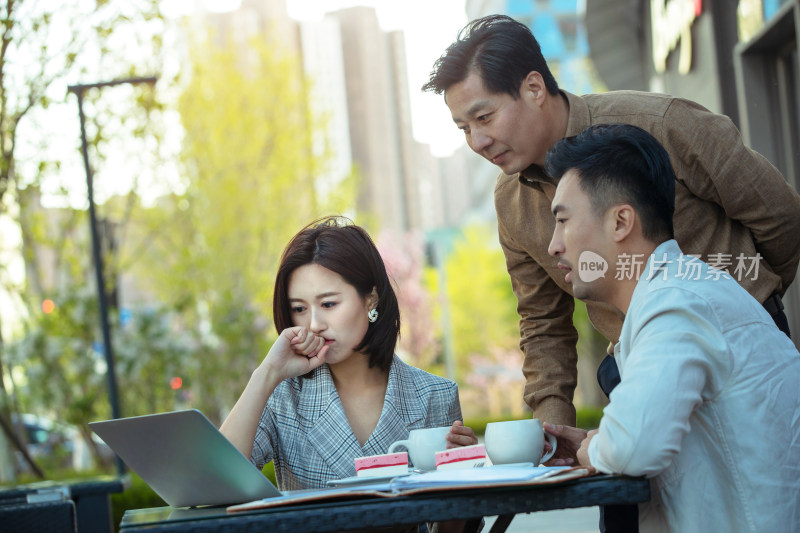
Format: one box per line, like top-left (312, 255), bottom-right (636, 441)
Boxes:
top-left (589, 240), bottom-right (800, 532)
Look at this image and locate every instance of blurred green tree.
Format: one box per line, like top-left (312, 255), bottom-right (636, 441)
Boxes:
top-left (421, 225), bottom-right (521, 416)
top-left (134, 29), bottom-right (356, 424)
top-left (6, 285), bottom-right (196, 471)
top-left (0, 0), bottom-right (165, 481)
top-left (443, 226), bottom-right (519, 364)
top-left (426, 224), bottom-right (608, 417)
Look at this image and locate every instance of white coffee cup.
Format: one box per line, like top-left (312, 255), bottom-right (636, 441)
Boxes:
top-left (484, 418), bottom-right (557, 465)
top-left (388, 427), bottom-right (450, 471)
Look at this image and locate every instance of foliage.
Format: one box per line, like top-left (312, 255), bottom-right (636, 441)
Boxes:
top-left (423, 224), bottom-right (609, 417)
top-left (0, 0), bottom-right (164, 205)
top-left (3, 13), bottom-right (358, 480)
top-left (5, 287), bottom-right (110, 455)
top-left (575, 405), bottom-right (605, 430)
top-left (110, 472), bottom-right (166, 531)
top-left (572, 299), bottom-right (610, 408)
top-left (441, 225), bottom-right (519, 370)
top-left (422, 225), bottom-right (522, 416)
top-left (172, 29), bottom-right (343, 309)
top-left (262, 461), bottom-right (277, 484)
top-left (0, 0), bottom-right (166, 481)
top-left (5, 286), bottom-right (198, 469)
top-left (112, 306), bottom-right (195, 417)
top-left (464, 405), bottom-right (605, 436)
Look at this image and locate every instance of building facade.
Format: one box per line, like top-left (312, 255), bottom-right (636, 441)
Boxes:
top-left (298, 18), bottom-right (353, 202)
top-left (324, 7), bottom-right (419, 234)
top-left (584, 0), bottom-right (800, 348)
top-left (467, 0), bottom-right (601, 94)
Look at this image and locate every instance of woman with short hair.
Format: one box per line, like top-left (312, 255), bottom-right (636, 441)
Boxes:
top-left (221, 216), bottom-right (477, 491)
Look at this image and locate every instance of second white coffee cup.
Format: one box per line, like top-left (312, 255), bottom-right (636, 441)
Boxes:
top-left (484, 418), bottom-right (557, 465)
top-left (388, 426), bottom-right (450, 471)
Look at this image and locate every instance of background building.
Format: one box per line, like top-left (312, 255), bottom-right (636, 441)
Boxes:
top-left (467, 0), bottom-right (601, 95)
top-left (203, 0), bottom-right (300, 56)
top-left (298, 18), bottom-right (354, 202)
top-left (328, 7), bottom-right (412, 233)
top-left (195, 3), bottom-right (448, 235)
top-left (584, 0), bottom-right (800, 349)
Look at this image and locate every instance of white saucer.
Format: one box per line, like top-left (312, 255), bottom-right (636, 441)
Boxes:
top-left (326, 468), bottom-right (413, 487)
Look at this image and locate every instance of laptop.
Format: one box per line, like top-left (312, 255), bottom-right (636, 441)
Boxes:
top-left (89, 409), bottom-right (282, 507)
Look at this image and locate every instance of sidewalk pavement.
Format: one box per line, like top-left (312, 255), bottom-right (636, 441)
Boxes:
top-left (483, 506), bottom-right (599, 532)
top-left (473, 435), bottom-right (600, 532)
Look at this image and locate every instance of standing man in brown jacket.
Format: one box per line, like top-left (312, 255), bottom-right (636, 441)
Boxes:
top-left (423, 13), bottom-right (800, 447)
top-left (423, 14), bottom-right (800, 532)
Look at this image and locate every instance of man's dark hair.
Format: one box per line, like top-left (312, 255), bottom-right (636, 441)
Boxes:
top-left (544, 124), bottom-right (676, 242)
top-left (421, 14), bottom-right (558, 98)
top-left (273, 216), bottom-right (400, 373)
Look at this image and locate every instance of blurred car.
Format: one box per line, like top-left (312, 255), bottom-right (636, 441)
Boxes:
top-left (12, 413), bottom-right (114, 472)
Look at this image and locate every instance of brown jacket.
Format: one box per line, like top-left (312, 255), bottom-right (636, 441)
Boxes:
top-left (495, 90), bottom-right (800, 426)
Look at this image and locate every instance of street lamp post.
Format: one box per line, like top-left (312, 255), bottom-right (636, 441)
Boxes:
top-left (67, 76), bottom-right (157, 476)
top-left (425, 237), bottom-right (457, 382)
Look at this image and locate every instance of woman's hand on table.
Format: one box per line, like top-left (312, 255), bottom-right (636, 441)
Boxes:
top-left (446, 420), bottom-right (479, 448)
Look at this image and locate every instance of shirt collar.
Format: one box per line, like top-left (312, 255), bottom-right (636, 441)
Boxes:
top-left (562, 89), bottom-right (590, 137)
top-left (639, 239), bottom-right (682, 283)
top-left (519, 90), bottom-right (586, 186)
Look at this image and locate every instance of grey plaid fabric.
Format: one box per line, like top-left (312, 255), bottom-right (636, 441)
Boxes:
top-left (251, 355), bottom-right (462, 490)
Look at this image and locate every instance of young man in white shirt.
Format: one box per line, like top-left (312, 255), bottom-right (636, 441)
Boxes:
top-left (543, 123), bottom-right (800, 532)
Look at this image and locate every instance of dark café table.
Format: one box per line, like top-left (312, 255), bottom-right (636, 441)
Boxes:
top-left (120, 474), bottom-right (649, 533)
top-left (0, 475), bottom-right (127, 533)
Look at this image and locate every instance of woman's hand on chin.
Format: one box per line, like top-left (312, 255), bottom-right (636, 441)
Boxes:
top-left (260, 327), bottom-right (329, 383)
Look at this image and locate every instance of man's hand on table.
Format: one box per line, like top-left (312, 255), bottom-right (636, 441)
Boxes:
top-left (542, 423), bottom-right (588, 466)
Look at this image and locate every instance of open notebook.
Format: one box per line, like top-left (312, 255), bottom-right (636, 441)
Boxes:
top-left (226, 464), bottom-right (593, 512)
top-left (90, 409), bottom-right (282, 507)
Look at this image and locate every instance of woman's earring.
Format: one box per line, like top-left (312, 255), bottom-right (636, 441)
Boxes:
top-left (368, 309), bottom-right (379, 323)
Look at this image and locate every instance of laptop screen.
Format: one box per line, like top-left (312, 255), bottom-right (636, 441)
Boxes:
top-left (90, 409), bottom-right (281, 507)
